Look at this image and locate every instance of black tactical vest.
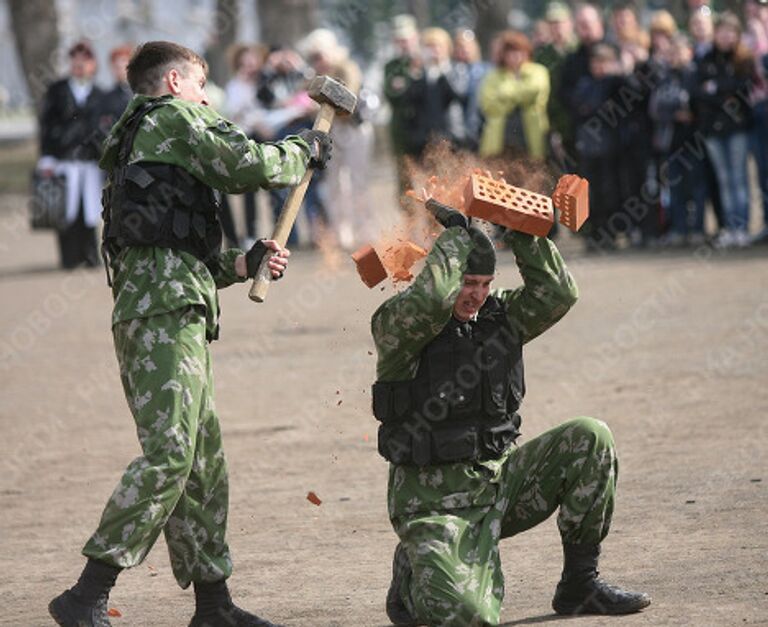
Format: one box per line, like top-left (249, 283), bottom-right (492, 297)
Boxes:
top-left (373, 295), bottom-right (524, 466)
top-left (101, 97), bottom-right (222, 284)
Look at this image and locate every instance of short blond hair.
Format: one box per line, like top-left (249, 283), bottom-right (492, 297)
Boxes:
top-left (421, 27), bottom-right (453, 56)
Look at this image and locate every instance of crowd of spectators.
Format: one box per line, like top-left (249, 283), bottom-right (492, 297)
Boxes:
top-left (36, 1), bottom-right (768, 269)
top-left (384, 1), bottom-right (768, 251)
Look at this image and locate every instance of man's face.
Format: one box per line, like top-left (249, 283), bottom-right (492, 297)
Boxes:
top-left (111, 55), bottom-right (130, 84)
top-left (550, 18), bottom-right (574, 45)
top-left (168, 62), bottom-right (208, 105)
top-left (70, 52), bottom-right (97, 80)
top-left (394, 34), bottom-right (419, 57)
top-left (423, 41), bottom-right (449, 65)
top-left (714, 24), bottom-right (739, 52)
top-left (689, 13), bottom-right (713, 42)
top-left (453, 274), bottom-right (493, 321)
top-left (575, 7), bottom-right (604, 45)
top-left (612, 8), bottom-right (636, 37)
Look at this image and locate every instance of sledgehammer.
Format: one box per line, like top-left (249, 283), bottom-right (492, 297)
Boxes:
top-left (249, 75), bottom-right (357, 302)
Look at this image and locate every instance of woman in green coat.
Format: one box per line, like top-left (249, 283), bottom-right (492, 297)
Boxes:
top-left (479, 31), bottom-right (551, 159)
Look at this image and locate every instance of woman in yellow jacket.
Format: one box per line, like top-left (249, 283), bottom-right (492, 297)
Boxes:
top-left (479, 31), bottom-right (550, 159)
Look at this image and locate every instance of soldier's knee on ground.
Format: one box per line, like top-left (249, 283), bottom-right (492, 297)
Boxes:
top-left (415, 587), bottom-right (498, 627)
top-left (567, 416), bottom-right (615, 450)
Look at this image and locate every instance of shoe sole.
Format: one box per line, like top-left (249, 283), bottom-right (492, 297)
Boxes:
top-left (48, 595), bottom-right (112, 627)
top-left (553, 596), bottom-right (651, 615)
top-left (48, 598), bottom-right (70, 627)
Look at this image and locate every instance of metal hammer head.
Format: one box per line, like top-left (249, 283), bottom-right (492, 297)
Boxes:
top-left (307, 75), bottom-right (357, 116)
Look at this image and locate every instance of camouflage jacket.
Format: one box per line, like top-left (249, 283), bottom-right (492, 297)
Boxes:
top-left (371, 227), bottom-right (579, 519)
top-left (100, 94), bottom-right (310, 339)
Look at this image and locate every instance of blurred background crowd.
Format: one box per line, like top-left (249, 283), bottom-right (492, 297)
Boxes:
top-left (4, 0), bottom-right (768, 270)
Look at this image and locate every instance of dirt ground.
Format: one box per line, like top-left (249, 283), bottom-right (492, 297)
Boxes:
top-left (1, 184), bottom-right (767, 627)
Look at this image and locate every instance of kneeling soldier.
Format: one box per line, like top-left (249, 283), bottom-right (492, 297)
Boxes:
top-left (371, 199), bottom-right (650, 626)
top-left (49, 41), bottom-right (331, 627)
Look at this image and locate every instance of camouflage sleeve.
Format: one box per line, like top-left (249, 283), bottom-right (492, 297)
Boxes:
top-left (188, 116), bottom-right (311, 193)
top-left (157, 103), bottom-right (311, 193)
top-left (493, 231), bottom-right (578, 344)
top-left (210, 248), bottom-right (248, 289)
top-left (372, 227), bottom-right (473, 381)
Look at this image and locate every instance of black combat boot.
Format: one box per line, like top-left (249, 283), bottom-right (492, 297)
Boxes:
top-left (189, 579), bottom-right (282, 627)
top-left (386, 543), bottom-right (420, 626)
top-left (49, 558), bottom-right (121, 627)
top-left (552, 543), bottom-right (651, 615)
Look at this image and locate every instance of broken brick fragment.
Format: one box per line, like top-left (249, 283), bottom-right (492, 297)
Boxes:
top-left (552, 174), bottom-right (589, 232)
top-left (381, 241), bottom-right (428, 283)
top-left (463, 173), bottom-right (554, 236)
top-left (351, 245), bottom-right (387, 288)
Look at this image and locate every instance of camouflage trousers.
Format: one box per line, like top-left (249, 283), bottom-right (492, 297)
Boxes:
top-left (82, 306), bottom-right (232, 588)
top-left (390, 417), bottom-right (617, 626)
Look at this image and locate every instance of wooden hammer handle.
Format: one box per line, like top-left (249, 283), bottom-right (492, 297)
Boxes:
top-left (248, 105), bottom-right (335, 303)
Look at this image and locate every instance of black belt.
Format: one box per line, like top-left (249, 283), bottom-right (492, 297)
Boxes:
top-left (377, 414), bottom-right (520, 466)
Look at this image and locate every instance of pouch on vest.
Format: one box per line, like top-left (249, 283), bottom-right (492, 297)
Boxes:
top-left (432, 425), bottom-right (479, 463)
top-left (482, 418), bottom-right (520, 458)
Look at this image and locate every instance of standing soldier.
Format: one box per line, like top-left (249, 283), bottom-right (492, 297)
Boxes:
top-left (371, 199), bottom-right (651, 625)
top-left (49, 41), bottom-right (331, 627)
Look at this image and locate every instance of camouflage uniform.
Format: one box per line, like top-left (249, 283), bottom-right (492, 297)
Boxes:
top-left (82, 95), bottom-right (310, 588)
top-left (372, 228), bottom-right (618, 626)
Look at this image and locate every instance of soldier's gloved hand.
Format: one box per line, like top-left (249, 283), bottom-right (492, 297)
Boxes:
top-left (425, 198), bottom-right (469, 230)
top-left (298, 129), bottom-right (333, 170)
top-left (244, 239), bottom-right (290, 280)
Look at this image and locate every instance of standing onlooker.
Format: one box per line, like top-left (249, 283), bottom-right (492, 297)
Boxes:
top-left (384, 14), bottom-right (424, 195)
top-left (98, 45), bottom-right (133, 136)
top-left (560, 3), bottom-right (606, 139)
top-left (223, 44), bottom-right (268, 249)
top-left (532, 19), bottom-right (553, 50)
top-left (650, 35), bottom-right (707, 245)
top-left (689, 9), bottom-right (715, 61)
top-left (744, 0), bottom-right (768, 243)
top-left (687, 7), bottom-right (724, 231)
top-left (419, 27), bottom-right (462, 149)
top-left (257, 46), bottom-right (324, 246)
top-left (692, 12), bottom-right (754, 248)
top-left (649, 10), bottom-right (678, 66)
top-left (38, 40), bottom-right (105, 269)
top-left (535, 2), bottom-right (578, 172)
top-left (617, 11), bottom-right (674, 248)
top-left (300, 28), bottom-right (375, 249)
top-left (479, 31), bottom-right (550, 160)
top-left (609, 1), bottom-right (651, 71)
top-left (451, 29), bottom-right (489, 152)
top-left (572, 44), bottom-right (624, 251)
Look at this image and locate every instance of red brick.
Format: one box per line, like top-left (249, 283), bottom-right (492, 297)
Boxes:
top-left (463, 173), bottom-right (554, 237)
top-left (381, 241), bottom-right (428, 283)
top-left (552, 174), bottom-right (589, 232)
top-left (351, 245), bottom-right (387, 288)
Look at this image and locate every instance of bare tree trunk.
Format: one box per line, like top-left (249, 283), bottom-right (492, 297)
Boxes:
top-left (206, 0), bottom-right (240, 87)
top-left (257, 0), bottom-right (319, 48)
top-left (8, 0), bottom-right (59, 110)
top-left (474, 0), bottom-right (515, 59)
top-left (407, 0), bottom-right (431, 28)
